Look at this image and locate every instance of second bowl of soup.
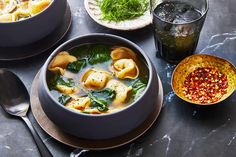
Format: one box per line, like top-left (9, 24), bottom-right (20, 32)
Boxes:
top-left (38, 34), bottom-right (160, 139)
top-left (0, 0), bottom-right (67, 47)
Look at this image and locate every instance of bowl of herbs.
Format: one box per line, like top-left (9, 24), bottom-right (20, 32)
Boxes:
top-left (84, 0), bottom-right (152, 30)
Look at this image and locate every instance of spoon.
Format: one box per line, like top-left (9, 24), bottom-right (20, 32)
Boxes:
top-left (0, 69), bottom-right (52, 157)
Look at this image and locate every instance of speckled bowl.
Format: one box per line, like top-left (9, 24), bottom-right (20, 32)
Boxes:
top-left (0, 0), bottom-right (67, 47)
top-left (38, 33), bottom-right (160, 140)
top-left (172, 54), bottom-right (236, 105)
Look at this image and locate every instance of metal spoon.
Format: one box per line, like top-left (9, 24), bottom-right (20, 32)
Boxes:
top-left (0, 69), bottom-right (52, 157)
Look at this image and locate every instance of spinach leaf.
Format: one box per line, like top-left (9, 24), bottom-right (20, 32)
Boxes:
top-left (67, 59), bottom-right (87, 73)
top-left (69, 45), bottom-right (91, 58)
top-left (131, 77), bottom-right (148, 100)
top-left (68, 45), bottom-right (111, 68)
top-left (49, 75), bottom-right (75, 90)
top-left (88, 45), bottom-right (110, 65)
top-left (88, 88), bottom-right (116, 112)
top-left (58, 95), bottom-right (71, 105)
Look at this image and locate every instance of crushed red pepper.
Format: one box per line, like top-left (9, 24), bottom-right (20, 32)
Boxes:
top-left (182, 67), bottom-right (228, 104)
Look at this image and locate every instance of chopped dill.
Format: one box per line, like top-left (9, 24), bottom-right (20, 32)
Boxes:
top-left (98, 0), bottom-right (148, 22)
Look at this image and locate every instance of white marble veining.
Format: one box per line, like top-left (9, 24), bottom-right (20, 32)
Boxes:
top-left (162, 134), bottom-right (172, 156)
top-left (126, 143), bottom-right (135, 157)
top-left (201, 31), bottom-right (236, 52)
top-left (227, 133), bottom-right (236, 146)
top-left (0, 131), bottom-right (14, 138)
top-left (4, 145), bottom-right (11, 150)
top-left (25, 148), bottom-right (35, 152)
top-left (70, 149), bottom-right (89, 157)
top-left (126, 143), bottom-right (144, 157)
top-left (199, 31), bottom-right (236, 65)
top-left (149, 139), bottom-right (159, 146)
top-left (183, 118), bottom-right (231, 157)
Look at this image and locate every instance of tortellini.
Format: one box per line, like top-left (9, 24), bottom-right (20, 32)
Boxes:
top-left (48, 51), bottom-right (77, 75)
top-left (65, 96), bottom-right (103, 114)
top-left (65, 97), bottom-right (91, 110)
top-left (0, 13), bottom-right (12, 22)
top-left (106, 79), bottom-right (132, 103)
top-left (110, 47), bottom-right (139, 79)
top-left (112, 59), bottom-right (139, 79)
top-left (56, 85), bottom-right (78, 95)
top-left (28, 0), bottom-right (51, 15)
top-left (81, 68), bottom-right (111, 90)
top-left (111, 47), bottom-right (137, 61)
top-left (0, 0), bottom-right (52, 22)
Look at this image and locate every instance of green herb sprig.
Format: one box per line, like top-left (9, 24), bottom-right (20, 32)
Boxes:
top-left (98, 0), bottom-right (148, 22)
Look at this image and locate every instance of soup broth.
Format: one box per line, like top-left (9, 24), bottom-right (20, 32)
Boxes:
top-left (47, 44), bottom-right (149, 114)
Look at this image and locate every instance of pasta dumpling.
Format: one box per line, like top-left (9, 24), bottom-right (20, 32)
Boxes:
top-left (81, 68), bottom-right (111, 90)
top-left (112, 59), bottom-right (139, 79)
top-left (65, 97), bottom-right (91, 110)
top-left (48, 51), bottom-right (77, 75)
top-left (106, 79), bottom-right (132, 103)
top-left (56, 85), bottom-right (78, 95)
top-left (28, 0), bottom-right (51, 15)
top-left (111, 47), bottom-right (137, 61)
top-left (0, 13), bottom-right (12, 22)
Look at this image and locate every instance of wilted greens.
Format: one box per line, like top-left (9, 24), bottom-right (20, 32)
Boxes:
top-left (67, 59), bottom-right (87, 73)
top-left (58, 95), bottom-right (71, 105)
top-left (130, 77), bottom-right (148, 100)
top-left (67, 45), bottom-right (110, 73)
top-left (49, 75), bottom-right (75, 90)
top-left (88, 88), bottom-right (116, 112)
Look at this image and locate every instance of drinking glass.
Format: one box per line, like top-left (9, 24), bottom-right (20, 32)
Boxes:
top-left (151, 0), bottom-right (209, 64)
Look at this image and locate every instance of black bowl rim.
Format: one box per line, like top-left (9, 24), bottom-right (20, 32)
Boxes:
top-left (0, 0), bottom-right (55, 25)
top-left (41, 33), bottom-right (155, 117)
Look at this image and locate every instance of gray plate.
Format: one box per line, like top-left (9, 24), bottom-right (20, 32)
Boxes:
top-left (0, 4), bottom-right (71, 61)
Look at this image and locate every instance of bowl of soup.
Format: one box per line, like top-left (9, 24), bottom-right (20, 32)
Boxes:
top-left (38, 34), bottom-right (160, 139)
top-left (0, 0), bottom-right (67, 47)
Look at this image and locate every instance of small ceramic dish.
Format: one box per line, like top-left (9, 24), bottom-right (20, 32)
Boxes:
top-left (172, 54), bottom-right (236, 105)
top-left (84, 0), bottom-right (152, 31)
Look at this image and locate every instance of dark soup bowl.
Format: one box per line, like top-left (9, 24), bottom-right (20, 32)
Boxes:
top-left (38, 33), bottom-right (160, 140)
top-left (0, 0), bottom-right (67, 47)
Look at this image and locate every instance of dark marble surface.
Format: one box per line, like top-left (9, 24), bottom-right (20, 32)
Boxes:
top-left (0, 0), bottom-right (236, 157)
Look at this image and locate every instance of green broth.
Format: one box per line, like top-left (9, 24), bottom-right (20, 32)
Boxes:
top-left (47, 44), bottom-right (149, 114)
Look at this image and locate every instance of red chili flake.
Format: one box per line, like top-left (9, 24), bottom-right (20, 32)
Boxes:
top-left (182, 67), bottom-right (228, 104)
